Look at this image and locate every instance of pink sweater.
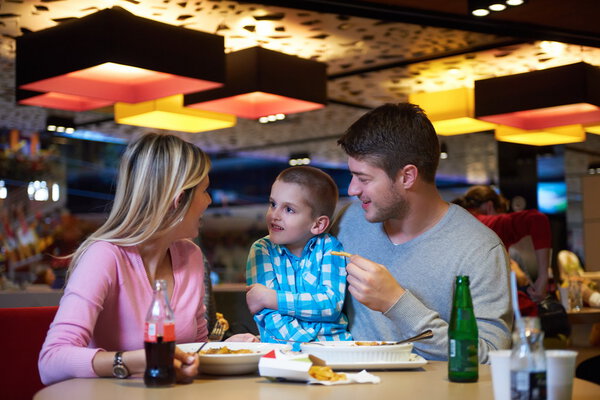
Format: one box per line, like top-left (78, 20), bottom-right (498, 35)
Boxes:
top-left (39, 240), bottom-right (208, 385)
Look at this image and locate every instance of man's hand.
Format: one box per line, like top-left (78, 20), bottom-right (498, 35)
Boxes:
top-left (246, 283), bottom-right (277, 314)
top-left (346, 255), bottom-right (405, 313)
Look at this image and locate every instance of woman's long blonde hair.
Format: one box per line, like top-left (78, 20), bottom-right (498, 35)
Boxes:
top-left (68, 133), bottom-right (211, 276)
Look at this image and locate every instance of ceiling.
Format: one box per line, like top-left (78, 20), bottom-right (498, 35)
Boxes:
top-left (1, 0), bottom-right (600, 175)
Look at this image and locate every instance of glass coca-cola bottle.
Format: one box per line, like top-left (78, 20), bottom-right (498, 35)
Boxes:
top-left (144, 279), bottom-right (176, 387)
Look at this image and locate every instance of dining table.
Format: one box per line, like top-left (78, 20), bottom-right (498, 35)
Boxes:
top-left (34, 360), bottom-right (600, 400)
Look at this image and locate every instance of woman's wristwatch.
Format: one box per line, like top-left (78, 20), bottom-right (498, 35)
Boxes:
top-left (112, 351), bottom-right (130, 378)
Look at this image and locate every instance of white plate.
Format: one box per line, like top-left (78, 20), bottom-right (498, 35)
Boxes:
top-left (177, 342), bottom-right (289, 375)
top-left (326, 354), bottom-right (428, 370)
top-left (300, 341), bottom-right (413, 363)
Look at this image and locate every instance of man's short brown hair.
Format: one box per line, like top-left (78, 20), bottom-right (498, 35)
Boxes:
top-left (338, 103), bottom-right (440, 183)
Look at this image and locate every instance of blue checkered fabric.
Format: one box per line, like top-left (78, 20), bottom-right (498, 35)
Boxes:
top-left (246, 233), bottom-right (352, 344)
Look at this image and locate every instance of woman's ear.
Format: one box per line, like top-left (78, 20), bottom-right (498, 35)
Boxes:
top-left (310, 215), bottom-right (330, 235)
top-left (173, 192), bottom-right (184, 209)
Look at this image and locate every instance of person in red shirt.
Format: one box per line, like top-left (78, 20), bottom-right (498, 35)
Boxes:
top-left (454, 185), bottom-right (551, 302)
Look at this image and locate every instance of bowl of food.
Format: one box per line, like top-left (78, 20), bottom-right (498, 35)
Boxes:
top-left (300, 341), bottom-right (413, 364)
top-left (177, 342), bottom-right (288, 375)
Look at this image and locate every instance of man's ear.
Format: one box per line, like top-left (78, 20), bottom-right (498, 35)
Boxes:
top-left (397, 164), bottom-right (418, 188)
top-left (310, 215), bottom-right (330, 235)
top-left (173, 192), bottom-right (184, 209)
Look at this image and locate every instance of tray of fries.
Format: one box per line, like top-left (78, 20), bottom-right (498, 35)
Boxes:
top-left (258, 349), bottom-right (380, 385)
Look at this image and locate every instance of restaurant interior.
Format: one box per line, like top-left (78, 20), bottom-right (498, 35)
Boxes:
top-left (1, 1), bottom-right (600, 399)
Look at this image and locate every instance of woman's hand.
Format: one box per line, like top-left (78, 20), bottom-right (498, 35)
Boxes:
top-left (174, 346), bottom-right (199, 383)
top-left (225, 333), bottom-right (260, 342)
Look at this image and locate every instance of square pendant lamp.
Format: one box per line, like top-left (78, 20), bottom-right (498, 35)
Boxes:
top-left (495, 124), bottom-right (586, 146)
top-left (475, 62), bottom-right (600, 131)
top-left (409, 87), bottom-right (496, 135)
top-left (16, 7), bottom-right (225, 111)
top-left (184, 46), bottom-right (327, 119)
top-left (114, 95), bottom-right (236, 133)
top-left (17, 89), bottom-right (113, 112)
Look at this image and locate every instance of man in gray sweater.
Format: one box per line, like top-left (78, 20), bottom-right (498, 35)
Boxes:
top-left (332, 103), bottom-right (512, 363)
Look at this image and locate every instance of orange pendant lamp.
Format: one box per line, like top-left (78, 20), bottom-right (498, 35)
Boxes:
top-left (184, 47), bottom-right (327, 119)
top-left (16, 7), bottom-right (225, 111)
top-left (409, 87), bottom-right (496, 135)
top-left (495, 124), bottom-right (586, 146)
top-left (475, 63), bottom-right (600, 131)
top-left (115, 95), bottom-right (236, 133)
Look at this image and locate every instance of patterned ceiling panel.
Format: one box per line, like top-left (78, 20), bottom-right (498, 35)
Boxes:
top-left (0, 0), bottom-right (599, 179)
top-left (0, 0), bottom-right (511, 74)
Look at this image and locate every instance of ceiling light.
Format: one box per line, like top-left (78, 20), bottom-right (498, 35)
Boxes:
top-left (16, 7), bottom-right (225, 110)
top-left (409, 87), bottom-right (496, 135)
top-left (586, 124), bottom-right (600, 134)
top-left (185, 47), bottom-right (327, 119)
top-left (114, 94), bottom-right (236, 133)
top-left (495, 124), bottom-right (586, 146)
top-left (289, 152), bottom-right (311, 166)
top-left (46, 116), bottom-right (75, 134)
top-left (468, 0), bottom-right (491, 16)
top-left (440, 142), bottom-right (449, 159)
top-left (489, 3), bottom-right (507, 11)
top-left (475, 62), bottom-right (600, 130)
top-left (506, 0), bottom-right (525, 6)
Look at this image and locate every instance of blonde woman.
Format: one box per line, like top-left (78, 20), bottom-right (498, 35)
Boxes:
top-left (39, 133), bottom-right (256, 386)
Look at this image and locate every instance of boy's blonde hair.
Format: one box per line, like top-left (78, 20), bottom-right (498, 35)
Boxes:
top-left (276, 166), bottom-right (339, 219)
top-left (68, 133), bottom-right (211, 277)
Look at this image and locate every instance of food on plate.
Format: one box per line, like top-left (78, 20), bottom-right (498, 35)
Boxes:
top-left (308, 365), bottom-right (347, 381)
top-left (215, 312), bottom-right (230, 331)
top-left (354, 341), bottom-right (401, 346)
top-left (200, 346), bottom-right (254, 355)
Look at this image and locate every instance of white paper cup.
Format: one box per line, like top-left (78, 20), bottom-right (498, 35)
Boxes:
top-left (546, 350), bottom-right (578, 400)
top-left (490, 350), bottom-right (512, 400)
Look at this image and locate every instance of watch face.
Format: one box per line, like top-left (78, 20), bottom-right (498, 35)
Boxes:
top-left (113, 364), bottom-right (129, 379)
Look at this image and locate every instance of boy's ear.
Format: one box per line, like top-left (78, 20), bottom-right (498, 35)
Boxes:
top-left (310, 215), bottom-right (330, 235)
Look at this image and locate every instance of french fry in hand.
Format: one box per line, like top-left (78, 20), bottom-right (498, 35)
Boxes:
top-left (331, 250), bottom-right (352, 258)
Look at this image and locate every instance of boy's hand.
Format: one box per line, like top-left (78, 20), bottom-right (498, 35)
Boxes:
top-left (246, 283), bottom-right (277, 314)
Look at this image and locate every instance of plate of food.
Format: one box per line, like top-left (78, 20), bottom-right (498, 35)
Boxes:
top-left (177, 342), bottom-right (289, 375)
top-left (324, 353), bottom-right (427, 370)
top-left (300, 341), bottom-right (424, 369)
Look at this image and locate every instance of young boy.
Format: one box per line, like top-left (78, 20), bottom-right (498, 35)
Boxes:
top-left (246, 166), bottom-right (352, 344)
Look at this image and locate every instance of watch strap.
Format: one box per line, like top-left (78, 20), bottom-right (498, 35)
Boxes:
top-left (112, 351), bottom-right (130, 378)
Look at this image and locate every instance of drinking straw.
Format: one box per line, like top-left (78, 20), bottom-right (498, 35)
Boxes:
top-left (510, 271), bottom-right (522, 323)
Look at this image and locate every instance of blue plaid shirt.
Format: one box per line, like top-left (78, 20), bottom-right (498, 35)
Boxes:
top-left (246, 233), bottom-right (352, 344)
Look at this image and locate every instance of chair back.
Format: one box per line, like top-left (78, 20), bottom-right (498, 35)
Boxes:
top-left (0, 306), bottom-right (58, 400)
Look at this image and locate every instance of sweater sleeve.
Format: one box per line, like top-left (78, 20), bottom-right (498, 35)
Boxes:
top-left (38, 242), bottom-right (117, 385)
top-left (383, 242), bottom-right (512, 363)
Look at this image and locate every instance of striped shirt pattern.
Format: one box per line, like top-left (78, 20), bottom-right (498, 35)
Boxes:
top-left (246, 233), bottom-right (352, 344)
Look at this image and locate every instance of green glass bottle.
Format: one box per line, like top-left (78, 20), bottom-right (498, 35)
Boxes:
top-left (448, 275), bottom-right (479, 382)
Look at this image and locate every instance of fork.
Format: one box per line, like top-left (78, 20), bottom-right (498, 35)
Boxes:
top-left (269, 336), bottom-right (324, 345)
top-left (208, 320), bottom-right (226, 342)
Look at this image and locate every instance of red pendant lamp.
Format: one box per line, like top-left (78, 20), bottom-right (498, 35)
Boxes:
top-left (184, 46), bottom-right (327, 119)
top-left (16, 7), bottom-right (225, 111)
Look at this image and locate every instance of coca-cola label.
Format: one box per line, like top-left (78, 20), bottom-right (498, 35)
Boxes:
top-left (144, 322), bottom-right (157, 342)
top-left (144, 322), bottom-right (175, 342)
